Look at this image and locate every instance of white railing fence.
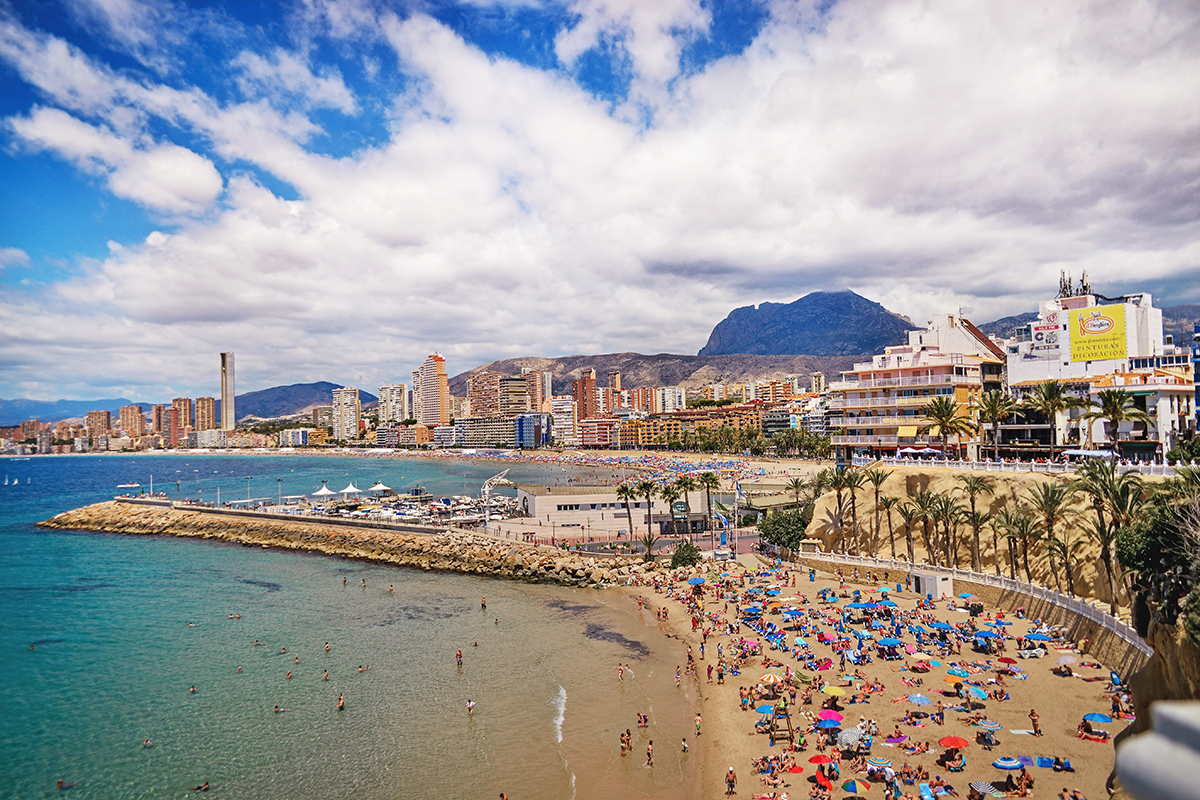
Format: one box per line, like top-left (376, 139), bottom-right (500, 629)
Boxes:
top-left (851, 455), bottom-right (1188, 478)
top-left (785, 548), bottom-right (1152, 658)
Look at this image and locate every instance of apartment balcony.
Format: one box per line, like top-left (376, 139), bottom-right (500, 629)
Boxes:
top-left (831, 434), bottom-right (975, 446)
top-left (828, 416), bottom-right (923, 428)
top-left (828, 373), bottom-right (979, 392)
top-left (828, 396), bottom-right (898, 409)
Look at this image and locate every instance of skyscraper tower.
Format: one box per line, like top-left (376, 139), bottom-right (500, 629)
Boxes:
top-left (220, 352), bottom-right (235, 430)
top-left (416, 354), bottom-right (451, 427)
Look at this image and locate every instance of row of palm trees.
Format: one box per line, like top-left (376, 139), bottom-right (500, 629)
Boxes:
top-left (661, 425), bottom-right (832, 459)
top-left (615, 472), bottom-right (723, 559)
top-left (807, 461), bottom-right (1197, 615)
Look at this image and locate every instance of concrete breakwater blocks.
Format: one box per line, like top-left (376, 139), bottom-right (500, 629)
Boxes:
top-left (38, 501), bottom-right (660, 588)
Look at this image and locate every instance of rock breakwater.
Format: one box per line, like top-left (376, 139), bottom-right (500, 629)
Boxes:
top-left (38, 501), bottom-right (658, 587)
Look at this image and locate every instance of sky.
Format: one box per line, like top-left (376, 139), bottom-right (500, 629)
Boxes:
top-left (1, 0), bottom-right (1198, 402)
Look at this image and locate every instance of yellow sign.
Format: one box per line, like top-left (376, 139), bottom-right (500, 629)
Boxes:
top-left (1069, 305), bottom-right (1127, 362)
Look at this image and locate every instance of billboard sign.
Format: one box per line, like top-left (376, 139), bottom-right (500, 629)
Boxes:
top-left (1069, 305), bottom-right (1127, 362)
top-left (671, 501), bottom-right (689, 519)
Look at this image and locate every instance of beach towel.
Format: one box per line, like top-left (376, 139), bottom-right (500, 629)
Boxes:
top-left (1035, 757), bottom-right (1055, 768)
top-left (1009, 730), bottom-right (1036, 735)
top-left (919, 783), bottom-right (935, 800)
top-left (1017, 755), bottom-right (1035, 767)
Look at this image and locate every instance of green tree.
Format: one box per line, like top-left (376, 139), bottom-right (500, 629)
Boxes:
top-left (786, 476), bottom-right (808, 508)
top-left (878, 495), bottom-right (901, 561)
top-left (1021, 380), bottom-right (1086, 462)
top-left (955, 475), bottom-right (994, 572)
top-left (843, 468), bottom-right (868, 555)
top-left (616, 484), bottom-right (638, 540)
top-left (757, 508), bottom-right (811, 552)
top-left (933, 493), bottom-right (967, 568)
top-left (999, 506), bottom-right (1039, 583)
top-left (897, 502), bottom-right (921, 564)
top-left (658, 483), bottom-right (682, 538)
top-left (919, 396), bottom-right (978, 460)
top-left (635, 480), bottom-right (658, 541)
top-left (698, 471), bottom-right (720, 545)
top-left (865, 468), bottom-right (892, 556)
top-left (1080, 388), bottom-right (1155, 457)
top-left (674, 475), bottom-right (698, 542)
top-left (978, 390), bottom-right (1022, 461)
top-left (1024, 481), bottom-right (1078, 593)
top-left (639, 528), bottom-right (660, 563)
top-left (824, 468), bottom-right (852, 554)
top-left (908, 489), bottom-right (940, 566)
top-left (1073, 459), bottom-right (1146, 613)
top-left (670, 540), bottom-right (703, 568)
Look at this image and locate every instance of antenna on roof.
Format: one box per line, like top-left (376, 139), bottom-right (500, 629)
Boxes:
top-left (1057, 269), bottom-right (1073, 299)
top-left (1078, 270), bottom-right (1091, 297)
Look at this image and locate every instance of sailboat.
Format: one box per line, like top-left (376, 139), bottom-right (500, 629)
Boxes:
top-left (3, 476), bottom-right (8, 486)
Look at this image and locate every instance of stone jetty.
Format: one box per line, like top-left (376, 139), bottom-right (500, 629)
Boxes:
top-left (39, 501), bottom-right (659, 587)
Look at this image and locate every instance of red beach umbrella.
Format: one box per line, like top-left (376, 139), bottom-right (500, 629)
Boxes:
top-left (808, 754), bottom-right (833, 764)
top-left (938, 735), bottom-right (970, 749)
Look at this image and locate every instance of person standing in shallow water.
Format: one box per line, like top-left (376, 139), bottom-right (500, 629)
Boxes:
top-left (645, 740), bottom-right (653, 767)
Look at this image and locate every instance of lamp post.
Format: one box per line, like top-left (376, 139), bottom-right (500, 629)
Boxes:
top-left (277, 477), bottom-right (283, 507)
top-left (245, 476), bottom-right (253, 501)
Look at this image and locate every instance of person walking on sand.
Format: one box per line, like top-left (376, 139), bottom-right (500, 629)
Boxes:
top-left (681, 737), bottom-right (689, 753)
top-left (481, 597), bottom-right (487, 610)
top-left (726, 766), bottom-right (737, 795)
top-left (695, 713), bottom-right (702, 736)
top-left (676, 667), bottom-right (681, 687)
top-left (645, 740), bottom-right (653, 767)
top-left (1030, 709), bottom-right (1042, 736)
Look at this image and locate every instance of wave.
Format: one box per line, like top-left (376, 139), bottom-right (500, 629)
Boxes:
top-left (551, 684), bottom-right (567, 744)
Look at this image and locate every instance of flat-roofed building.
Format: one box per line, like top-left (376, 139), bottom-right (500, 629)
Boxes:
top-left (86, 410), bottom-right (111, 436)
top-left (220, 352), bottom-right (235, 430)
top-left (499, 376), bottom-right (530, 417)
top-left (172, 397), bottom-right (193, 429)
top-left (119, 405), bottom-right (145, 437)
top-left (416, 354), bottom-right (451, 427)
top-left (151, 404), bottom-right (165, 434)
top-left (468, 371), bottom-right (503, 417)
top-left (332, 387), bottom-right (361, 441)
top-left (196, 397), bottom-right (217, 430)
top-left (378, 384), bottom-right (410, 423)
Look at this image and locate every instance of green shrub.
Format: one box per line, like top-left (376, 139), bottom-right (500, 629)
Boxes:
top-left (670, 540), bottom-right (703, 568)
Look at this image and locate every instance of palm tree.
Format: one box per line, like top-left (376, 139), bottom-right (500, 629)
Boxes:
top-left (919, 396), bottom-right (978, 460)
top-left (639, 528), bottom-right (660, 562)
top-left (616, 484), bottom-right (637, 541)
top-left (879, 495), bottom-right (901, 561)
top-left (634, 480), bottom-right (658, 541)
top-left (897, 502), bottom-right (921, 564)
top-left (865, 468), bottom-right (892, 556)
top-left (999, 506), bottom-right (1039, 583)
top-left (955, 475), bottom-right (994, 572)
top-left (843, 468), bottom-right (868, 555)
top-left (978, 390), bottom-right (1022, 461)
top-left (908, 489), bottom-right (939, 566)
top-left (674, 475), bottom-right (698, 541)
top-left (1080, 389), bottom-right (1155, 458)
top-left (698, 471), bottom-right (720, 547)
top-left (825, 468), bottom-right (852, 553)
top-left (933, 493), bottom-right (967, 568)
top-left (658, 483), bottom-right (682, 539)
top-left (1073, 459), bottom-right (1146, 614)
top-left (1021, 380), bottom-right (1086, 462)
top-left (1042, 527), bottom-right (1088, 598)
top-left (1024, 481), bottom-right (1077, 592)
top-left (786, 476), bottom-right (808, 508)
top-left (988, 511), bottom-right (1013, 577)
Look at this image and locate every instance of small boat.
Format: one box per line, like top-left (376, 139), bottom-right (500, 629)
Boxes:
top-left (118, 482), bottom-right (141, 489)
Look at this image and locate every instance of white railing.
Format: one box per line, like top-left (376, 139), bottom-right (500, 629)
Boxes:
top-left (851, 455), bottom-right (1187, 478)
top-left (794, 549), bottom-right (1153, 658)
top-left (829, 374), bottom-right (978, 391)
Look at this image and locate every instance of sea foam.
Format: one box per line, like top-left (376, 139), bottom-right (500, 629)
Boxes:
top-left (552, 684), bottom-right (567, 743)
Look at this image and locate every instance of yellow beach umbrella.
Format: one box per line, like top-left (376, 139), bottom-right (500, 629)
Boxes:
top-left (823, 686), bottom-right (846, 696)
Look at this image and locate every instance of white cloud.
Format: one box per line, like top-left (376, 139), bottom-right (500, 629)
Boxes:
top-left (0, 247), bottom-right (30, 268)
top-left (1, 0), bottom-right (1199, 399)
top-left (234, 49), bottom-right (358, 114)
top-left (8, 107), bottom-right (224, 214)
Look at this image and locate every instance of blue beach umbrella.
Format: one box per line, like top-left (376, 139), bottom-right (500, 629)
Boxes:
top-left (756, 704), bottom-right (775, 714)
top-left (818, 719), bottom-right (841, 728)
top-left (993, 757), bottom-right (1021, 770)
top-left (766, 589), bottom-right (781, 596)
top-left (879, 600), bottom-right (898, 607)
top-left (975, 630), bottom-right (1000, 639)
top-left (958, 593), bottom-right (974, 598)
top-left (687, 577), bottom-right (705, 586)
top-left (965, 685), bottom-right (987, 699)
top-left (1084, 713), bottom-right (1113, 723)
top-left (878, 637), bottom-right (902, 647)
top-left (948, 668), bottom-right (969, 677)
top-left (994, 620), bottom-right (1013, 626)
top-left (930, 622), bottom-right (954, 631)
top-left (908, 694), bottom-right (931, 706)
top-left (1025, 633), bottom-right (1052, 642)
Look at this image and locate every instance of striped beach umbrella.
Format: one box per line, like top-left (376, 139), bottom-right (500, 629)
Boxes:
top-left (867, 756), bottom-right (892, 768)
top-left (1056, 655), bottom-right (1077, 665)
top-left (971, 781), bottom-right (999, 793)
top-left (993, 757), bottom-right (1021, 770)
top-left (908, 694), bottom-right (931, 706)
top-left (759, 673), bottom-right (783, 684)
top-left (978, 719), bottom-right (1003, 731)
top-left (841, 779), bottom-right (872, 794)
top-left (837, 727), bottom-right (863, 747)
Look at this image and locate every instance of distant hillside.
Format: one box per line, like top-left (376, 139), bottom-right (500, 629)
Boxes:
top-left (698, 290), bottom-right (916, 357)
top-left (1, 382), bottom-right (376, 426)
top-left (450, 352), bottom-right (861, 396)
top-left (236, 382), bottom-right (376, 419)
top-left (975, 312), bottom-right (1039, 340)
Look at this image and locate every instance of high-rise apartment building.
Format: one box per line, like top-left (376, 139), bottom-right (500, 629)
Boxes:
top-left (652, 386), bottom-right (686, 414)
top-left (332, 388), bottom-right (361, 441)
top-left (119, 405), bottom-right (146, 437)
top-left (20, 419), bottom-right (40, 441)
top-left (608, 371), bottom-right (622, 392)
top-left (151, 404), bottom-right (165, 434)
top-left (549, 396), bottom-right (578, 445)
top-left (522, 370), bottom-right (544, 412)
top-left (220, 352), bottom-right (235, 430)
top-left (378, 384), bottom-right (411, 423)
top-left (312, 405), bottom-right (333, 429)
top-left (499, 376), bottom-right (531, 417)
top-left (416, 354), bottom-right (451, 427)
top-left (167, 408), bottom-right (181, 447)
top-left (85, 410), bottom-right (111, 436)
top-left (172, 397), bottom-right (194, 429)
top-left (572, 369), bottom-right (599, 420)
top-left (468, 371), bottom-right (503, 417)
top-left (196, 397), bottom-right (217, 430)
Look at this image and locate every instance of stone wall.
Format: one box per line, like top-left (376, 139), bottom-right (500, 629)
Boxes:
top-left (38, 501), bottom-right (660, 588)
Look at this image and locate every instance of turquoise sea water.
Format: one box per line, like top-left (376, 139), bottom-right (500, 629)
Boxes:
top-left (0, 455), bottom-right (698, 799)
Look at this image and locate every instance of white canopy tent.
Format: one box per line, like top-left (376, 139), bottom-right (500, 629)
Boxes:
top-left (368, 482), bottom-right (393, 493)
top-left (340, 483), bottom-right (361, 495)
top-left (312, 484), bottom-right (337, 498)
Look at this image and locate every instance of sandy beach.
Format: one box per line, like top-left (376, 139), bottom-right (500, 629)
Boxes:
top-left (617, 554), bottom-right (1130, 800)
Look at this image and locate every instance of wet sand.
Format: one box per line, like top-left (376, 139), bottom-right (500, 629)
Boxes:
top-left (619, 557), bottom-right (1128, 800)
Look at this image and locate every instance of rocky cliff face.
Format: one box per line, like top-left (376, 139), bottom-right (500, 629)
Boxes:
top-left (697, 290), bottom-right (916, 357)
top-left (39, 502), bottom-right (659, 588)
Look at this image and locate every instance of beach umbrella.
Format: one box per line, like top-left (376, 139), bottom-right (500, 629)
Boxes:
top-left (759, 674), bottom-right (783, 684)
top-left (837, 728), bottom-right (863, 747)
top-left (948, 668), bottom-right (969, 677)
top-left (993, 757), bottom-right (1022, 770)
top-left (818, 710), bottom-right (844, 721)
top-left (687, 577), bottom-right (705, 586)
top-left (808, 754), bottom-right (833, 764)
top-left (965, 685), bottom-right (987, 699)
top-left (1084, 713), bottom-right (1113, 723)
top-left (908, 694), bottom-right (931, 706)
top-left (823, 686), bottom-right (846, 696)
top-left (841, 779), bottom-right (872, 794)
top-left (719, 573), bottom-right (730, 578)
top-left (1025, 633), bottom-right (1052, 642)
top-left (975, 630), bottom-right (1000, 639)
top-left (958, 593), bottom-right (974, 599)
top-left (978, 720), bottom-right (1003, 731)
top-left (846, 602), bottom-right (870, 609)
top-left (944, 676), bottom-right (965, 684)
top-left (788, 765), bottom-right (805, 774)
top-left (867, 756), bottom-right (892, 768)
top-left (998, 657), bottom-right (1017, 665)
top-left (878, 637), bottom-right (902, 647)
top-left (930, 622), bottom-right (954, 631)
top-left (766, 589), bottom-right (781, 596)
top-left (938, 736), bottom-right (970, 749)
top-left (756, 704), bottom-right (774, 714)
top-left (885, 735), bottom-right (908, 744)
top-left (879, 600), bottom-right (898, 607)
top-left (971, 782), bottom-right (999, 794)
top-left (817, 718), bottom-right (841, 729)
top-left (1056, 655), bottom-right (1076, 665)
top-left (994, 620), bottom-right (1013, 626)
